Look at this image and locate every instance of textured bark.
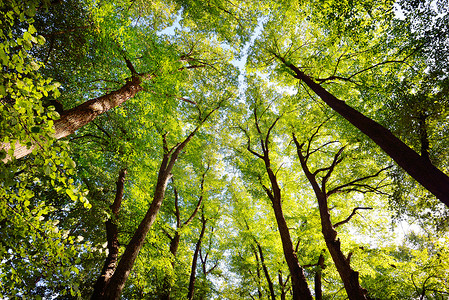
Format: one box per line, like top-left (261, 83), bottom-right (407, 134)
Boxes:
top-left (2, 75), bottom-right (144, 162)
top-left (91, 169), bottom-right (127, 299)
top-left (269, 183), bottom-right (312, 300)
top-left (293, 137), bottom-right (367, 300)
top-left (187, 213), bottom-right (207, 300)
top-left (276, 55), bottom-right (449, 207)
top-left (246, 114), bottom-right (313, 300)
top-left (101, 129), bottom-right (198, 300)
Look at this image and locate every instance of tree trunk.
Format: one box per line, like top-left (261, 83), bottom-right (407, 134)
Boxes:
top-left (315, 195), bottom-right (367, 300)
top-left (294, 139), bottom-right (367, 300)
top-left (314, 253), bottom-right (325, 300)
top-left (162, 170), bottom-right (207, 300)
top-left (187, 213), bottom-right (207, 300)
top-left (2, 75), bottom-right (144, 162)
top-left (251, 245), bottom-right (263, 299)
top-left (265, 166), bottom-right (313, 300)
top-left (278, 271), bottom-right (287, 300)
top-left (100, 130), bottom-right (198, 299)
top-left (256, 243), bottom-right (276, 300)
top-left (169, 232), bottom-right (181, 260)
top-left (246, 114), bottom-right (312, 300)
top-left (278, 56), bottom-right (449, 207)
top-left (91, 169), bottom-right (127, 299)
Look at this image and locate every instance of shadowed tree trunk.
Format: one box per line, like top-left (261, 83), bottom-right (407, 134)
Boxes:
top-left (187, 210), bottom-right (207, 300)
top-left (244, 110), bottom-right (313, 300)
top-left (256, 243), bottom-right (276, 300)
top-left (161, 167), bottom-right (209, 300)
top-left (293, 131), bottom-right (386, 300)
top-left (273, 53), bottom-right (449, 207)
top-left (98, 104), bottom-right (220, 299)
top-left (91, 168), bottom-right (127, 298)
top-left (245, 220), bottom-right (276, 300)
top-left (314, 253), bottom-right (325, 300)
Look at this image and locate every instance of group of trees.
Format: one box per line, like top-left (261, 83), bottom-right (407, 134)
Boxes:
top-left (1, 0), bottom-right (448, 299)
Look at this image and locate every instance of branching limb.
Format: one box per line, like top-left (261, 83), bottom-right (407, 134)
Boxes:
top-left (258, 176), bottom-right (274, 201)
top-left (183, 164), bottom-right (210, 226)
top-left (240, 125), bottom-right (264, 159)
top-left (327, 166), bottom-right (392, 196)
top-left (333, 207), bottom-right (373, 228)
top-left (321, 147), bottom-right (345, 191)
top-left (124, 56), bottom-right (138, 75)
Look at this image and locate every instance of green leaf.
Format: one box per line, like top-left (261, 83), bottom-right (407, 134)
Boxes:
top-left (28, 25), bottom-right (36, 35)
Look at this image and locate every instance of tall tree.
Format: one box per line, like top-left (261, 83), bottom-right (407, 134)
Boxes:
top-left (96, 104), bottom-right (221, 299)
top-left (292, 127), bottom-right (389, 299)
top-left (241, 102), bottom-right (313, 300)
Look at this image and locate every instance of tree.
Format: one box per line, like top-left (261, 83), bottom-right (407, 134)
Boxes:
top-left (95, 103), bottom-right (221, 299)
top-left (292, 125), bottom-right (390, 299)
top-left (2, 0), bottom-right (449, 298)
top-left (236, 83), bottom-right (313, 299)
top-left (247, 0), bottom-right (449, 207)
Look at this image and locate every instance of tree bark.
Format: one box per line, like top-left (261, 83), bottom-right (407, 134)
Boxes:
top-left (314, 253), bottom-right (325, 300)
top-left (91, 169), bottom-right (127, 299)
top-left (100, 129), bottom-right (198, 299)
top-left (245, 114), bottom-right (312, 300)
top-left (276, 55), bottom-right (449, 207)
top-left (256, 243), bottom-right (276, 300)
top-left (1, 75), bottom-right (145, 162)
top-left (293, 137), bottom-right (367, 300)
top-left (98, 102), bottom-right (220, 299)
top-left (187, 212), bottom-right (207, 300)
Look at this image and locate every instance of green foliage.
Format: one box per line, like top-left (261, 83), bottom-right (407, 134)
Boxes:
top-left (2, 0), bottom-right (449, 299)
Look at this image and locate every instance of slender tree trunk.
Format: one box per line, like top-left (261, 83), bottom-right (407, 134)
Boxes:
top-left (278, 271), bottom-right (286, 300)
top-left (294, 138), bottom-right (367, 300)
top-left (187, 213), bottom-right (207, 300)
top-left (91, 169), bottom-right (127, 299)
top-left (2, 75), bottom-right (145, 162)
top-left (314, 253), bottom-right (325, 300)
top-left (256, 243), bottom-right (276, 300)
top-left (245, 114), bottom-right (312, 300)
top-left (266, 167), bottom-right (313, 300)
top-left (162, 170), bottom-right (208, 300)
top-left (251, 245), bottom-right (263, 299)
top-left (277, 56), bottom-right (449, 207)
top-left (100, 129), bottom-right (198, 299)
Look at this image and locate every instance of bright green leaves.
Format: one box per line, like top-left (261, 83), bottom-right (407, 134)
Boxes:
top-left (0, 2), bottom-right (89, 297)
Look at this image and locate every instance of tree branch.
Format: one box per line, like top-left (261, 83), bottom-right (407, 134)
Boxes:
top-left (333, 207), bottom-right (373, 228)
top-left (327, 166), bottom-right (392, 196)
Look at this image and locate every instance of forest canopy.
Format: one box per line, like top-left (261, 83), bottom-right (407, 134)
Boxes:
top-left (1, 0), bottom-right (448, 299)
